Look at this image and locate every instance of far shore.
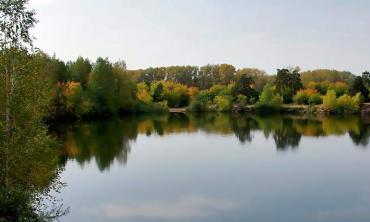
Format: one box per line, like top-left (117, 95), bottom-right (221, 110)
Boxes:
top-left (170, 103), bottom-right (370, 115)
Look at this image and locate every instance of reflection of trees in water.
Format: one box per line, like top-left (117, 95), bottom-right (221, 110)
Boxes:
top-left (321, 116), bottom-right (360, 136)
top-left (293, 119), bottom-right (325, 137)
top-left (254, 115), bottom-right (301, 150)
top-left (273, 118), bottom-right (301, 150)
top-left (349, 125), bottom-right (370, 147)
top-left (60, 118), bottom-right (136, 171)
top-left (229, 114), bottom-right (258, 144)
top-left (254, 115), bottom-right (283, 139)
top-left (60, 113), bottom-right (370, 171)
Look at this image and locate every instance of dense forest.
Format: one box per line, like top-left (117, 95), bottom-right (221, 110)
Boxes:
top-left (35, 54), bottom-right (370, 118)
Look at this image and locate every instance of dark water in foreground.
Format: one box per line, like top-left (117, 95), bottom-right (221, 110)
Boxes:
top-left (56, 113), bottom-right (370, 222)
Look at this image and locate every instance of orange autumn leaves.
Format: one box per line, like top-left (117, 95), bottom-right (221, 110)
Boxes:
top-left (57, 81), bottom-right (90, 116)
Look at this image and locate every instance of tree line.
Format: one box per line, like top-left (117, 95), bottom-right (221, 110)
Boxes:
top-left (39, 55), bottom-right (370, 118)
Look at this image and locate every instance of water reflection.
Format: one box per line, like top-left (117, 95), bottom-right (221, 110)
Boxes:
top-left (81, 195), bottom-right (239, 220)
top-left (58, 114), bottom-right (370, 171)
top-left (59, 120), bottom-right (134, 171)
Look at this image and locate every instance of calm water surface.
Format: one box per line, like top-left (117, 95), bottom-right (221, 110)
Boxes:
top-left (56, 113), bottom-right (370, 222)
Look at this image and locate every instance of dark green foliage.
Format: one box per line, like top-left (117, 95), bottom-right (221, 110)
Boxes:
top-left (350, 76), bottom-right (369, 101)
top-left (67, 57), bottom-right (92, 87)
top-left (88, 58), bottom-right (118, 114)
top-left (293, 91), bottom-right (309, 105)
top-left (138, 67), bottom-right (166, 85)
top-left (166, 66), bottom-right (198, 86)
top-left (0, 188), bottom-right (40, 221)
top-left (187, 91), bottom-right (210, 112)
top-left (231, 74), bottom-right (258, 100)
top-left (235, 68), bottom-right (272, 93)
top-left (49, 57), bottom-right (69, 82)
top-left (153, 82), bottom-right (163, 102)
top-left (113, 61), bottom-right (138, 113)
top-left (308, 93), bottom-right (322, 105)
top-left (274, 68), bottom-right (303, 103)
top-left (362, 71), bottom-right (370, 87)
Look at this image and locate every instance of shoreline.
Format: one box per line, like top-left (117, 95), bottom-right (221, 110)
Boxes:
top-left (169, 103), bottom-right (370, 115)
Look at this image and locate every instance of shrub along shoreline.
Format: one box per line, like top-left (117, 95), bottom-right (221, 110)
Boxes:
top-left (186, 85), bottom-right (364, 115)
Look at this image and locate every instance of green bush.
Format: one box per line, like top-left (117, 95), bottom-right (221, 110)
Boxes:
top-left (323, 90), bottom-right (337, 111)
top-left (336, 94), bottom-right (355, 113)
top-left (151, 101), bottom-right (169, 112)
top-left (255, 85), bottom-right (283, 113)
top-left (308, 93), bottom-right (322, 105)
top-left (353, 92), bottom-right (363, 106)
top-left (135, 100), bottom-right (169, 113)
top-left (209, 84), bottom-right (232, 99)
top-left (236, 95), bottom-right (248, 107)
top-left (323, 90), bottom-right (362, 114)
top-left (293, 91), bottom-right (309, 104)
top-left (214, 95), bottom-right (232, 112)
top-left (186, 91), bottom-right (211, 112)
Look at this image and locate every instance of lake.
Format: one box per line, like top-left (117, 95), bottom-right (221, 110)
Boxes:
top-left (55, 113), bottom-right (370, 222)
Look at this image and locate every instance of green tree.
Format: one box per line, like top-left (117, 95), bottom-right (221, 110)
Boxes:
top-left (219, 64), bottom-right (236, 85)
top-left (274, 68), bottom-right (302, 103)
top-left (113, 61), bottom-right (137, 112)
top-left (350, 76), bottom-right (369, 101)
top-left (231, 74), bottom-right (258, 100)
top-left (362, 71), bottom-right (370, 88)
top-left (0, 0), bottom-right (67, 220)
top-left (301, 69), bottom-right (354, 86)
top-left (166, 66), bottom-right (197, 86)
top-left (152, 82), bottom-right (163, 102)
top-left (197, 65), bottom-right (219, 89)
top-left (255, 84), bottom-right (283, 113)
top-left (235, 68), bottom-right (271, 93)
top-left (138, 67), bottom-right (166, 85)
top-left (88, 57), bottom-right (118, 114)
top-left (67, 57), bottom-right (92, 87)
top-left (48, 56), bottom-right (68, 82)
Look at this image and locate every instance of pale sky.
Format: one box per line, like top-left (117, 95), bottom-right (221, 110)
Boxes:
top-left (29, 0), bottom-right (370, 74)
